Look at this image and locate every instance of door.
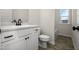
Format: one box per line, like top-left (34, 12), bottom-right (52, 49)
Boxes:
top-left (72, 9), bottom-right (79, 49)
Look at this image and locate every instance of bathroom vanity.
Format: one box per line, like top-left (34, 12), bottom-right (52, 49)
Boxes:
top-left (0, 25), bottom-right (40, 50)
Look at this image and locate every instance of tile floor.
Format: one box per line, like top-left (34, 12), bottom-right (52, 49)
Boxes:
top-left (39, 35), bottom-right (74, 50)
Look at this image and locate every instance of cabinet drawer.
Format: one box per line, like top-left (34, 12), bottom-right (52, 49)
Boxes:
top-left (1, 31), bottom-right (17, 42)
top-left (1, 38), bottom-right (26, 50)
top-left (18, 29), bottom-right (34, 37)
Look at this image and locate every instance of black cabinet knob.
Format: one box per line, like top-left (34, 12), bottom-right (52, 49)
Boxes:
top-left (25, 37), bottom-right (29, 40)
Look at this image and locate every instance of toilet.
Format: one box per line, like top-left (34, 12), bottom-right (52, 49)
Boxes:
top-left (39, 35), bottom-right (50, 48)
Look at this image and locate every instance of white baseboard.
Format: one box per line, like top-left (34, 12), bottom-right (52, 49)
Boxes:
top-left (58, 33), bottom-right (72, 38)
top-left (72, 38), bottom-right (78, 50)
top-left (72, 42), bottom-right (77, 50)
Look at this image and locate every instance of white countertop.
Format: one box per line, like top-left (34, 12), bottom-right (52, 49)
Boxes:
top-left (1, 25), bottom-right (39, 32)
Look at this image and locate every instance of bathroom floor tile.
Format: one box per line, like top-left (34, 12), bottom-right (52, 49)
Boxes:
top-left (39, 35), bottom-right (74, 50)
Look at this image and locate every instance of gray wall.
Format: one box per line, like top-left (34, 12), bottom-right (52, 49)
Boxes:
top-left (28, 9), bottom-right (40, 25)
top-left (12, 9), bottom-right (28, 25)
top-left (0, 9), bottom-right (29, 26)
top-left (0, 9), bottom-right (13, 26)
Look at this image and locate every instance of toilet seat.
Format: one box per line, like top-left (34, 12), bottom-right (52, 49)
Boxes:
top-left (39, 35), bottom-right (50, 41)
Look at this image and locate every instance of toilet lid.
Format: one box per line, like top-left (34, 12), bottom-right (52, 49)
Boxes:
top-left (39, 35), bottom-right (50, 39)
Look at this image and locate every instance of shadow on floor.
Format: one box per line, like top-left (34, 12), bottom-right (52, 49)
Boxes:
top-left (39, 35), bottom-right (74, 50)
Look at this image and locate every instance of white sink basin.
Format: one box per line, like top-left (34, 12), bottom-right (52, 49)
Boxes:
top-left (1, 25), bottom-right (39, 32)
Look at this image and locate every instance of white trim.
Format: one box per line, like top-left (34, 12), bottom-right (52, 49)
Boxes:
top-left (72, 40), bottom-right (77, 50)
top-left (72, 38), bottom-right (78, 50)
top-left (58, 32), bottom-right (72, 38)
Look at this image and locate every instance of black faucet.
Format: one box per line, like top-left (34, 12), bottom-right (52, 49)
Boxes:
top-left (12, 19), bottom-right (22, 26)
top-left (18, 19), bottom-right (22, 25)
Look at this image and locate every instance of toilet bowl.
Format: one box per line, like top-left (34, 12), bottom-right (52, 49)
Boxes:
top-left (39, 35), bottom-right (50, 48)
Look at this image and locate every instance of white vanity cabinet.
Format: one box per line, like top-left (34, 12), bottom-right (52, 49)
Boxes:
top-left (0, 27), bottom-right (40, 50)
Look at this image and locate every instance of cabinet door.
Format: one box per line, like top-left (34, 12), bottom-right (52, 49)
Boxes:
top-left (2, 38), bottom-right (27, 50)
top-left (29, 31), bottom-right (39, 50)
top-left (21, 35), bottom-right (32, 50)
